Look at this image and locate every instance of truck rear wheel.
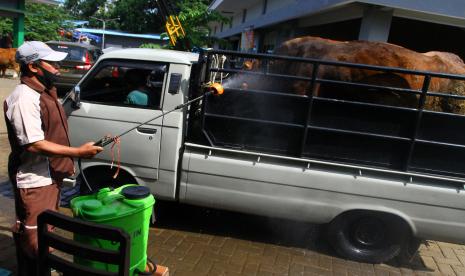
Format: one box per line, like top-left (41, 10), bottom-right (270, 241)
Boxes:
top-left (327, 211), bottom-right (409, 263)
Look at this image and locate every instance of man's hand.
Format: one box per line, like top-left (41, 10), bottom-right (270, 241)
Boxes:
top-left (78, 142), bottom-right (103, 158)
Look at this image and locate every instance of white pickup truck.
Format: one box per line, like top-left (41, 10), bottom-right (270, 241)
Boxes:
top-left (63, 48), bottom-right (465, 263)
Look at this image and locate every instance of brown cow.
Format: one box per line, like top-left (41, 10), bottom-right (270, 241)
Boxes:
top-left (0, 48), bottom-right (19, 78)
top-left (271, 36), bottom-right (465, 113)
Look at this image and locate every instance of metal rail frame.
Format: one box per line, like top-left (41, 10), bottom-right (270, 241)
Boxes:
top-left (196, 50), bottom-right (465, 186)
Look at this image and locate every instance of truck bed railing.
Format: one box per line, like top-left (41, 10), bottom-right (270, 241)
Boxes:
top-left (185, 142), bottom-right (465, 190)
top-left (207, 49), bottom-right (465, 80)
top-left (211, 67), bottom-right (425, 97)
top-left (190, 49), bottom-right (465, 185)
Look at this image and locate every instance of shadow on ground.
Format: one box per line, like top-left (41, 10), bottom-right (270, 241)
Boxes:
top-left (154, 200), bottom-right (325, 249)
top-left (0, 230), bottom-right (17, 274)
top-left (153, 200), bottom-right (431, 271)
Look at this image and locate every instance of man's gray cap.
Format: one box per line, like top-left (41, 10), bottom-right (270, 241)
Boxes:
top-left (16, 41), bottom-right (68, 64)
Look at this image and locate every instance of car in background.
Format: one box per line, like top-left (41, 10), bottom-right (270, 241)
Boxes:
top-left (46, 41), bottom-right (102, 96)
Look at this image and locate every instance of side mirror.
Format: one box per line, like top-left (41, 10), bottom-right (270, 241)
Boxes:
top-left (72, 85), bottom-right (81, 109)
top-left (168, 73), bottom-right (182, 95)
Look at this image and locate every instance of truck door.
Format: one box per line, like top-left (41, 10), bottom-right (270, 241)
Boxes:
top-left (64, 59), bottom-right (168, 184)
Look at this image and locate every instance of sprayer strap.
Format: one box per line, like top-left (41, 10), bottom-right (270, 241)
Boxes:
top-left (110, 137), bottom-right (121, 179)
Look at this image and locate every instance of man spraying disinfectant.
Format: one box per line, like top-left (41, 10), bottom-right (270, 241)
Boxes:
top-left (3, 41), bottom-right (103, 276)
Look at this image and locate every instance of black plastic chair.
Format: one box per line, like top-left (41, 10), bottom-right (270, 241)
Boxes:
top-left (37, 210), bottom-right (130, 276)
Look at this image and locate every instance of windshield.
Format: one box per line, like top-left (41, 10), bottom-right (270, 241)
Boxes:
top-left (47, 44), bottom-right (89, 62)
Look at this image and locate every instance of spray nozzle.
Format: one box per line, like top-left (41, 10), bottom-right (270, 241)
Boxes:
top-left (208, 82), bottom-right (224, 96)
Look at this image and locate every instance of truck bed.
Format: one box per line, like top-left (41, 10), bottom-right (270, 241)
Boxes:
top-left (187, 49), bottom-right (465, 187)
top-left (181, 142), bottom-right (465, 243)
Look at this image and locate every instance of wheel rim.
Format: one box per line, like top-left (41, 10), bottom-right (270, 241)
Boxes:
top-left (350, 217), bottom-right (387, 248)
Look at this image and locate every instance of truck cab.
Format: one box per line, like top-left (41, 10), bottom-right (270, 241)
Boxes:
top-left (64, 48), bottom-right (198, 199)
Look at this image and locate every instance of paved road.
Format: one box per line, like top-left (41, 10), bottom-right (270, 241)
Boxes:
top-left (1, 77), bottom-right (465, 275)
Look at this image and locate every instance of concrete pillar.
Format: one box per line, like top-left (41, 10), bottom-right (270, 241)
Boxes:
top-left (358, 6), bottom-right (393, 42)
top-left (13, 0), bottom-right (25, 47)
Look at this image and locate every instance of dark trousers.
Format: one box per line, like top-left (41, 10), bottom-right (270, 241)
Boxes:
top-left (10, 180), bottom-right (61, 276)
top-left (13, 231), bottom-right (38, 276)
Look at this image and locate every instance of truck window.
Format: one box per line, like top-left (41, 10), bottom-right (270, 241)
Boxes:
top-left (80, 61), bottom-right (167, 109)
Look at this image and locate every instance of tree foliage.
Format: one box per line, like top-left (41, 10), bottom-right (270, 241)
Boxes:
top-left (0, 0), bottom-right (228, 48)
top-left (64, 0), bottom-right (162, 33)
top-left (64, 0), bottom-right (116, 30)
top-left (110, 0), bottom-right (161, 34)
top-left (64, 0), bottom-right (106, 19)
top-left (172, 0), bottom-right (229, 48)
top-left (0, 18), bottom-right (13, 35)
top-left (139, 43), bottom-right (162, 49)
top-left (63, 0), bottom-right (228, 48)
top-left (0, 3), bottom-right (73, 42)
top-left (25, 3), bottom-right (74, 41)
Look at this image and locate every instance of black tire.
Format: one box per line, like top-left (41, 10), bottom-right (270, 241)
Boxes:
top-left (327, 211), bottom-right (410, 263)
top-left (397, 237), bottom-right (422, 263)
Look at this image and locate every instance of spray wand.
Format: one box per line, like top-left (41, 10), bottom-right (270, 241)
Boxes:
top-left (95, 83), bottom-right (224, 147)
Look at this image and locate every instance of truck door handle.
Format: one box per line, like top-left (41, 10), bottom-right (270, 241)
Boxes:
top-left (137, 127), bottom-right (157, 134)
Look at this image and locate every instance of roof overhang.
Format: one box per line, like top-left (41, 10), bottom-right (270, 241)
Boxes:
top-left (209, 0), bottom-right (262, 14)
top-left (211, 0), bottom-right (465, 38)
top-left (28, 0), bottom-right (61, 4)
top-left (210, 0), bottom-right (465, 21)
top-left (209, 0), bottom-right (224, 11)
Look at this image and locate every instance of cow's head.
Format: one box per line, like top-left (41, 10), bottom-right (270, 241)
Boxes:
top-left (440, 80), bottom-right (465, 114)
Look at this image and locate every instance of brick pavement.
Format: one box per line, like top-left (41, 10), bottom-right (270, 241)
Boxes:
top-left (1, 78), bottom-right (465, 275)
top-left (146, 202), bottom-right (465, 275)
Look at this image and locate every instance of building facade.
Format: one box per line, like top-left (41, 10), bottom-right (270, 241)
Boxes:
top-left (209, 0), bottom-right (465, 58)
top-left (0, 0), bottom-right (60, 47)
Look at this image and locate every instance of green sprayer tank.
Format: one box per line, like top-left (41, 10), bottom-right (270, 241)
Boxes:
top-left (71, 184), bottom-right (155, 275)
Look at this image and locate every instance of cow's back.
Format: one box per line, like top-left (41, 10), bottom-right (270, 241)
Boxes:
top-left (274, 37), bottom-right (442, 88)
top-left (272, 36), bottom-right (465, 112)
